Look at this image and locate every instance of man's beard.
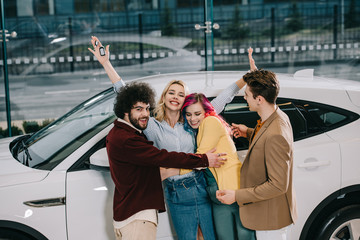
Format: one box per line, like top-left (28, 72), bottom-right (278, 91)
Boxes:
top-left (129, 113), bottom-right (149, 130)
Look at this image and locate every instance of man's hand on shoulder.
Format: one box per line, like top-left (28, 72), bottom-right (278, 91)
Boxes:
top-left (205, 148), bottom-right (227, 168)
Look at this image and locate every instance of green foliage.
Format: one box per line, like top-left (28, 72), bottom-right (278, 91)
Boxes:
top-left (0, 126), bottom-right (23, 138)
top-left (22, 121), bottom-right (41, 133)
top-left (224, 5), bottom-right (249, 40)
top-left (345, 0), bottom-right (358, 28)
top-left (0, 119), bottom-right (55, 138)
top-left (22, 119), bottom-right (55, 134)
top-left (161, 0), bottom-right (176, 36)
top-left (286, 3), bottom-right (303, 33)
top-left (41, 119), bottom-right (54, 128)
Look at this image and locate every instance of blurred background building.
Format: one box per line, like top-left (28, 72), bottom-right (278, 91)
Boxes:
top-left (0, 0), bottom-right (359, 136)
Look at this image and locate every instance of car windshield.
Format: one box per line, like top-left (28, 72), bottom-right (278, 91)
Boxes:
top-left (16, 88), bottom-right (116, 170)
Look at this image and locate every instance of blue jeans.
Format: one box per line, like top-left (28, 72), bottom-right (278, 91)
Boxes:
top-left (204, 169), bottom-right (256, 240)
top-left (163, 170), bottom-right (216, 240)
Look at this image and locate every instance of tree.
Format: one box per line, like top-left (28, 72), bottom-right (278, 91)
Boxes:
top-left (345, 0), bottom-right (358, 29)
top-left (0, 126), bottom-right (23, 138)
top-left (161, 0), bottom-right (176, 36)
top-left (286, 3), bottom-right (303, 32)
top-left (225, 5), bottom-right (249, 40)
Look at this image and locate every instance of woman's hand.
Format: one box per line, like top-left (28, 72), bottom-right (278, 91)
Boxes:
top-left (248, 47), bottom-right (257, 71)
top-left (88, 36), bottom-right (110, 65)
top-left (235, 47), bottom-right (257, 89)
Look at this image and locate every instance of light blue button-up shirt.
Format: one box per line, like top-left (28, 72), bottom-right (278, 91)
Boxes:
top-left (113, 80), bottom-right (239, 154)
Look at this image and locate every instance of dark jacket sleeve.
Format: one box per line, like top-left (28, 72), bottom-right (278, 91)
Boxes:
top-left (109, 134), bottom-right (209, 169)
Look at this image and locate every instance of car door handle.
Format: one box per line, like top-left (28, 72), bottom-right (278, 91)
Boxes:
top-left (298, 160), bottom-right (331, 168)
top-left (24, 197), bottom-right (66, 207)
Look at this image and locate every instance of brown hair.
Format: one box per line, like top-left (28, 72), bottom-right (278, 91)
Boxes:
top-left (243, 69), bottom-right (279, 104)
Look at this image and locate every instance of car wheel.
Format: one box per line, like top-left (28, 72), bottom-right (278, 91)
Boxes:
top-left (315, 205), bottom-right (360, 240)
top-left (0, 228), bottom-right (35, 240)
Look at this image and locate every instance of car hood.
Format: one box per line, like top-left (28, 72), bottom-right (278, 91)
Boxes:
top-left (0, 137), bottom-right (49, 188)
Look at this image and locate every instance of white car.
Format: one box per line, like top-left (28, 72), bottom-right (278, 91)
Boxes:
top-left (0, 71), bottom-right (359, 240)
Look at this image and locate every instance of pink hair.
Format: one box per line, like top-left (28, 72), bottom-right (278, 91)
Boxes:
top-left (181, 93), bottom-right (230, 133)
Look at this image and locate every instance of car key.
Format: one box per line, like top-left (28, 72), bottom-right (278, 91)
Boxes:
top-left (99, 46), bottom-right (106, 56)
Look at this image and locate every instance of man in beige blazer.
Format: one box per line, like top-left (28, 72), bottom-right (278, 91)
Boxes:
top-left (217, 67), bottom-right (298, 240)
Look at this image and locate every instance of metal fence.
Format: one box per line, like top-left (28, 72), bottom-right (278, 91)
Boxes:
top-left (2, 3), bottom-right (359, 75)
top-left (210, 4), bottom-right (360, 66)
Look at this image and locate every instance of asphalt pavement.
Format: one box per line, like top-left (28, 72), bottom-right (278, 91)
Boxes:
top-left (0, 57), bottom-right (359, 131)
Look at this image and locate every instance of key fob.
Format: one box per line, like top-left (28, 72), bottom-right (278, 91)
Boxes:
top-left (99, 46), bottom-right (106, 56)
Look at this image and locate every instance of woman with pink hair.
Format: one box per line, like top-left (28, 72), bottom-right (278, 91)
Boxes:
top-left (181, 92), bottom-right (255, 240)
top-left (179, 49), bottom-right (258, 239)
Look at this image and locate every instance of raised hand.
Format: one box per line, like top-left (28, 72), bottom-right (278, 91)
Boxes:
top-left (248, 47), bottom-right (257, 71)
top-left (88, 36), bottom-right (110, 65)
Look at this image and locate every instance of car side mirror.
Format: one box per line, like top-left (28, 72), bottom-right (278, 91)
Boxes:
top-left (90, 148), bottom-right (110, 171)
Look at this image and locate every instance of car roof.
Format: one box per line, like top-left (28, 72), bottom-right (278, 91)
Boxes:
top-left (132, 71), bottom-right (360, 112)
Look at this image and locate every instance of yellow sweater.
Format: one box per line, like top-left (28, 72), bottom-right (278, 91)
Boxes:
top-left (180, 116), bottom-right (241, 190)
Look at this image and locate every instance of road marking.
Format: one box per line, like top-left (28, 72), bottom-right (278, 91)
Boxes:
top-left (1, 43), bottom-right (359, 66)
top-left (45, 89), bottom-right (90, 95)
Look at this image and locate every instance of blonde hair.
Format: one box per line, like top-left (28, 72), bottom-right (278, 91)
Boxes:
top-left (153, 80), bottom-right (189, 122)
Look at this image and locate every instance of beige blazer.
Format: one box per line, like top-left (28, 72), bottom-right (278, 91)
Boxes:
top-left (235, 108), bottom-right (298, 230)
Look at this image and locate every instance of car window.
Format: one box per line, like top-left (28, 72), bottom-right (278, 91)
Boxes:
top-left (68, 137), bottom-right (107, 172)
top-left (296, 100), bottom-right (358, 129)
top-left (220, 101), bottom-right (258, 150)
top-left (277, 101), bottom-right (308, 139)
top-left (220, 96), bottom-right (359, 150)
top-left (16, 88), bottom-right (116, 170)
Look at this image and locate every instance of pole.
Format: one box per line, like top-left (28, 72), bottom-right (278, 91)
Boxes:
top-left (138, 13), bottom-right (144, 65)
top-left (0, 0), bottom-right (11, 137)
top-left (203, 0), bottom-right (214, 71)
top-left (203, 2), bottom-right (208, 71)
top-left (69, 17), bottom-right (74, 72)
top-left (209, 0), bottom-right (214, 71)
top-left (271, 8), bottom-right (275, 62)
top-left (341, 0), bottom-right (344, 36)
top-left (333, 5), bottom-right (338, 60)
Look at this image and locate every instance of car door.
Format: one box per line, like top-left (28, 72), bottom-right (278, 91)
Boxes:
top-left (65, 137), bottom-right (115, 239)
top-left (221, 97), bottom-right (342, 239)
top-left (65, 137), bottom-right (177, 240)
top-left (66, 167), bottom-right (115, 239)
top-left (290, 134), bottom-right (341, 238)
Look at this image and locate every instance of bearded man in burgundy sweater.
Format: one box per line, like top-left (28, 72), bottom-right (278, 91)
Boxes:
top-left (106, 82), bottom-right (225, 240)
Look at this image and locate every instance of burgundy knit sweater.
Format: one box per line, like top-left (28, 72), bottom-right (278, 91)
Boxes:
top-left (106, 120), bottom-right (209, 221)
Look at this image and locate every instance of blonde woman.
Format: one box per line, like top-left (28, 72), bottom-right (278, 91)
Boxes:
top-left (89, 36), bottom-right (244, 240)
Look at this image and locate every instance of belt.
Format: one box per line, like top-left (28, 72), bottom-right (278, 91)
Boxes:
top-left (167, 170), bottom-right (196, 181)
